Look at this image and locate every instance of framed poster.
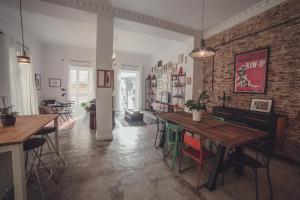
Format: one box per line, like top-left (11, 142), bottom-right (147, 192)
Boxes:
top-left (234, 48), bottom-right (269, 93)
top-left (35, 74), bottom-right (41, 90)
top-left (49, 78), bottom-right (61, 87)
top-left (250, 98), bottom-right (273, 113)
top-left (97, 69), bottom-right (114, 88)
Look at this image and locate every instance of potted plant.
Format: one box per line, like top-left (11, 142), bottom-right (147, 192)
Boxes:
top-left (0, 96), bottom-right (18, 127)
top-left (185, 90), bottom-right (209, 121)
top-left (80, 102), bottom-right (90, 112)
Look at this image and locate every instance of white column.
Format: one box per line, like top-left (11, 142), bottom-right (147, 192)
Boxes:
top-left (95, 14), bottom-right (114, 140)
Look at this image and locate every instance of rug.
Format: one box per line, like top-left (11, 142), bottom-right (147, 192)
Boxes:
top-left (116, 113), bottom-right (156, 127)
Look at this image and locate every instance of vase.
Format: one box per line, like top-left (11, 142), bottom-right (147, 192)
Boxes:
top-left (192, 110), bottom-right (202, 121)
top-left (1, 116), bottom-right (16, 127)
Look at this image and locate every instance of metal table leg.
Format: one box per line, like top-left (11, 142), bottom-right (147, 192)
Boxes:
top-left (205, 145), bottom-right (226, 191)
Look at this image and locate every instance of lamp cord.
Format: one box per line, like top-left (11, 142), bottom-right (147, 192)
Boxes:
top-left (19, 0), bottom-right (25, 52)
top-left (201, 0), bottom-right (204, 40)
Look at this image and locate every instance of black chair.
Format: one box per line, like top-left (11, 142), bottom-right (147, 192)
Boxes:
top-left (225, 139), bottom-right (274, 200)
top-left (35, 127), bottom-right (65, 166)
top-left (24, 138), bottom-right (57, 200)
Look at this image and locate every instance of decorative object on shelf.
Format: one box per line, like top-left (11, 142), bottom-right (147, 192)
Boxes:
top-left (35, 73), bottom-right (41, 90)
top-left (185, 90), bottom-right (209, 121)
top-left (61, 88), bottom-right (68, 102)
top-left (218, 91), bottom-right (231, 107)
top-left (189, 0), bottom-right (215, 58)
top-left (0, 96), bottom-right (18, 127)
top-left (97, 69), bottom-right (114, 88)
top-left (158, 60), bottom-right (162, 67)
top-left (178, 67), bottom-right (183, 75)
top-left (186, 77), bottom-right (192, 85)
top-left (147, 74), bottom-right (151, 80)
top-left (17, 0), bottom-right (31, 64)
top-left (49, 78), bottom-right (61, 87)
top-left (250, 98), bottom-right (273, 113)
top-left (234, 48), bottom-right (269, 94)
top-left (178, 53), bottom-right (184, 64)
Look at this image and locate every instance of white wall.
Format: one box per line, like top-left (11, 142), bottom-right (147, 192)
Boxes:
top-left (113, 51), bottom-right (151, 111)
top-left (0, 5), bottom-right (44, 199)
top-left (41, 44), bottom-right (96, 103)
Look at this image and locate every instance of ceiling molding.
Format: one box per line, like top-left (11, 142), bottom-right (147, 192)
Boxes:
top-left (204, 0), bottom-right (286, 39)
top-left (41, 0), bottom-right (200, 37)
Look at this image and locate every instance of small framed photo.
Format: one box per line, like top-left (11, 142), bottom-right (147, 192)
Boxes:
top-left (49, 78), bottom-right (61, 87)
top-left (249, 98), bottom-right (273, 113)
top-left (167, 61), bottom-right (172, 72)
top-left (97, 69), bottom-right (114, 88)
top-left (178, 53), bottom-right (184, 64)
top-left (172, 63), bottom-right (177, 73)
top-left (186, 77), bottom-right (192, 85)
top-left (35, 74), bottom-right (41, 90)
top-left (158, 60), bottom-right (162, 67)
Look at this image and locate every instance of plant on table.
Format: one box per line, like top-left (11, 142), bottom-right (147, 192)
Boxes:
top-left (0, 96), bottom-right (18, 127)
top-left (185, 90), bottom-right (209, 121)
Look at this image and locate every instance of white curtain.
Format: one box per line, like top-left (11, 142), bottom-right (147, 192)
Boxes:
top-left (9, 39), bottom-right (38, 115)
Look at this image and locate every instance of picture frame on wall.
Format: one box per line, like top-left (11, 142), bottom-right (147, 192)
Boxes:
top-left (49, 78), bottom-right (61, 87)
top-left (249, 98), bottom-right (273, 113)
top-left (172, 63), bottom-right (177, 74)
top-left (234, 47), bottom-right (269, 94)
top-left (35, 74), bottom-right (41, 90)
top-left (97, 69), bottom-right (114, 88)
top-left (178, 53), bottom-right (184, 64)
top-left (167, 61), bottom-right (172, 72)
top-left (158, 60), bottom-right (162, 67)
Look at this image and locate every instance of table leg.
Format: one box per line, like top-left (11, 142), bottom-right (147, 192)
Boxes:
top-left (205, 145), bottom-right (226, 191)
top-left (54, 117), bottom-right (60, 152)
top-left (234, 146), bottom-right (244, 176)
top-left (11, 144), bottom-right (27, 200)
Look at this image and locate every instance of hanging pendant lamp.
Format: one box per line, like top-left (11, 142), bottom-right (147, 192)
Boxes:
top-left (17, 0), bottom-right (31, 64)
top-left (189, 0), bottom-right (215, 58)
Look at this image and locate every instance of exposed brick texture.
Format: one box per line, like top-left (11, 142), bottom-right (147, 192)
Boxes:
top-left (202, 0), bottom-right (300, 162)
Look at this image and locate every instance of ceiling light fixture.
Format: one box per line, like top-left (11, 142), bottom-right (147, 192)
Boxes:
top-left (189, 0), bottom-right (215, 58)
top-left (17, 0), bottom-right (31, 64)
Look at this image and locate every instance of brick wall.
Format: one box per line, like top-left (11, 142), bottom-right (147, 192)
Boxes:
top-left (202, 0), bottom-right (300, 162)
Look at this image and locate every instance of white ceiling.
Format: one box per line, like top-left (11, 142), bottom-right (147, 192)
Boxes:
top-left (0, 0), bottom-right (267, 55)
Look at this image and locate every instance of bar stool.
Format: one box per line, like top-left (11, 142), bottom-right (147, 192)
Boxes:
top-left (24, 138), bottom-right (57, 200)
top-left (35, 127), bottom-right (65, 166)
top-left (163, 122), bottom-right (183, 169)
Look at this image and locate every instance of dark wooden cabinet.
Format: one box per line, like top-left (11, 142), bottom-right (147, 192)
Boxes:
top-left (212, 106), bottom-right (286, 141)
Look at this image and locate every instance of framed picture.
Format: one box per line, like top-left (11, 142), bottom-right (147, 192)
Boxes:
top-left (234, 48), bottom-right (269, 94)
top-left (250, 98), bottom-right (273, 113)
top-left (97, 69), bottom-right (114, 88)
top-left (49, 78), bottom-right (61, 87)
top-left (167, 61), bottom-right (172, 72)
top-left (35, 74), bottom-right (41, 90)
top-left (172, 63), bottom-right (177, 73)
top-left (178, 53), bottom-right (184, 64)
top-left (158, 60), bottom-right (162, 67)
top-left (186, 77), bottom-right (192, 85)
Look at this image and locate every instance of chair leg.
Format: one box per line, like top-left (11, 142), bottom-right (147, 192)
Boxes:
top-left (171, 140), bottom-right (178, 169)
top-left (255, 169), bottom-right (259, 200)
top-left (197, 161), bottom-right (202, 188)
top-left (46, 134), bottom-right (65, 166)
top-left (266, 167), bottom-right (273, 200)
top-left (33, 150), bottom-right (57, 184)
top-left (31, 153), bottom-right (46, 200)
top-left (178, 150), bottom-right (183, 173)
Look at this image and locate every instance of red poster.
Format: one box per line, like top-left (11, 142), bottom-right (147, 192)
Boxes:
top-left (234, 48), bottom-right (269, 93)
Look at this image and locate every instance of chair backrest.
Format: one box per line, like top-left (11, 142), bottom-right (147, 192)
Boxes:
top-left (249, 138), bottom-right (275, 168)
top-left (165, 122), bottom-right (183, 142)
top-left (184, 133), bottom-right (202, 150)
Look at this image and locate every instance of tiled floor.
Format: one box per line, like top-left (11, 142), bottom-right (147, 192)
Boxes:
top-left (27, 114), bottom-right (300, 200)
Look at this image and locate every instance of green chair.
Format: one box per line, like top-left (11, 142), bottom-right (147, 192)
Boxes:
top-left (163, 122), bottom-right (183, 169)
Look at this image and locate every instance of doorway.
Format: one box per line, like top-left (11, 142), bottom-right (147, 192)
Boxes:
top-left (118, 71), bottom-right (138, 112)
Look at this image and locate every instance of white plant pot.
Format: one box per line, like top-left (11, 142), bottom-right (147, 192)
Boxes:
top-left (192, 110), bottom-right (202, 121)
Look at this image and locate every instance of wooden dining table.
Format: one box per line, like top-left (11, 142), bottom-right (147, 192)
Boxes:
top-left (155, 112), bottom-right (269, 190)
top-left (0, 114), bottom-right (59, 200)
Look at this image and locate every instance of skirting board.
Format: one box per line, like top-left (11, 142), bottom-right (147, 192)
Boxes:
top-left (96, 132), bottom-right (113, 141)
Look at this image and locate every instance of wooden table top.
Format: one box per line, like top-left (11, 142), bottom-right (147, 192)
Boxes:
top-left (155, 112), bottom-right (269, 148)
top-left (0, 114), bottom-right (57, 146)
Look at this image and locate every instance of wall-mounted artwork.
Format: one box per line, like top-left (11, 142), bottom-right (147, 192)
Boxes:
top-left (97, 69), bottom-right (114, 88)
top-left (162, 64), bottom-right (167, 74)
top-left (158, 60), bottom-right (162, 67)
top-left (167, 61), bottom-right (172, 72)
top-left (234, 48), bottom-right (269, 94)
top-left (250, 98), bottom-right (273, 113)
top-left (172, 63), bottom-right (177, 74)
top-left (35, 74), bottom-right (41, 90)
top-left (49, 78), bottom-right (61, 87)
top-left (178, 53), bottom-right (184, 64)
top-left (184, 55), bottom-right (188, 64)
top-left (186, 77), bottom-right (192, 85)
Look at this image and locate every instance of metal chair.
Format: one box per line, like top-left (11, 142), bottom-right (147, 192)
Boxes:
top-left (225, 139), bottom-right (274, 200)
top-left (35, 127), bottom-right (65, 166)
top-left (24, 138), bottom-right (57, 200)
top-left (179, 132), bottom-right (212, 187)
top-left (163, 122), bottom-right (183, 169)
top-left (155, 117), bottom-right (165, 148)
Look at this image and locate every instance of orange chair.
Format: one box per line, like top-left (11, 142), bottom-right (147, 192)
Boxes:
top-left (179, 132), bottom-right (212, 187)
